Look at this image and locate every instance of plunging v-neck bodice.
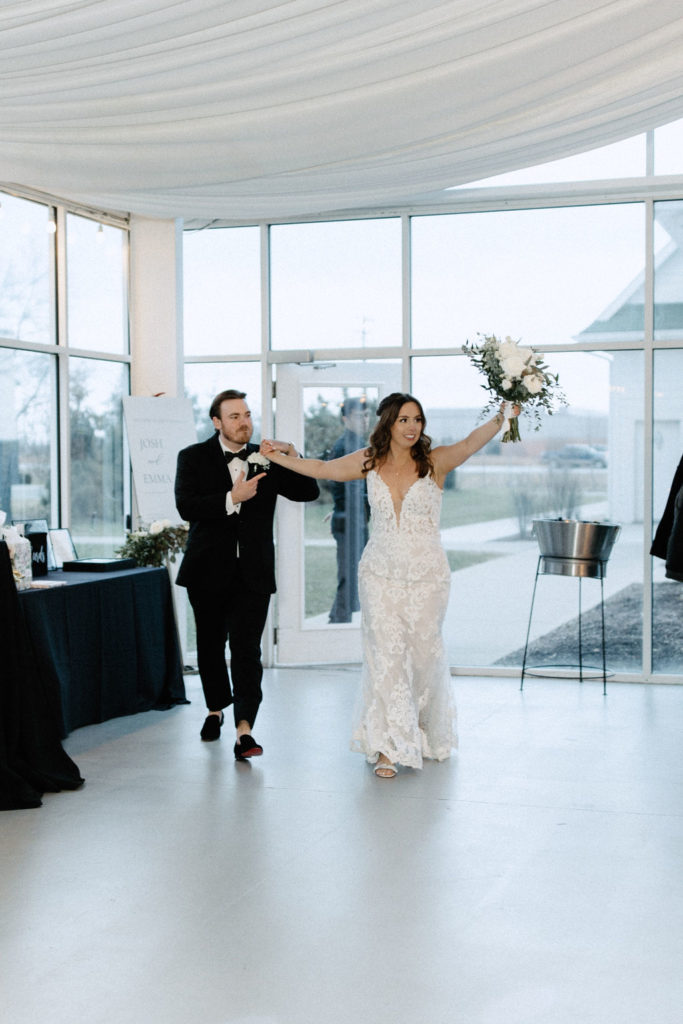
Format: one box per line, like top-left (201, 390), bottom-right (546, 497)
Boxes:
top-left (375, 472), bottom-right (421, 525)
top-left (359, 470), bottom-right (450, 583)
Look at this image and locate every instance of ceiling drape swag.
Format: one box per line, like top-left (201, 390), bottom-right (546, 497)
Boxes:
top-left (2, 0), bottom-right (683, 219)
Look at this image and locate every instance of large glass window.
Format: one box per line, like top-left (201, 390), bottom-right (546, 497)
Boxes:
top-left (270, 219), bottom-right (402, 350)
top-left (412, 350), bottom-right (643, 673)
top-left (181, 118), bottom-right (683, 681)
top-left (654, 200), bottom-right (683, 341)
top-left (1, 191), bottom-right (131, 551)
top-left (301, 384), bottom-right (378, 621)
top-left (69, 357), bottom-right (128, 556)
top-left (0, 347), bottom-right (57, 524)
top-left (183, 227), bottom-right (261, 356)
top-left (411, 205), bottom-right (645, 349)
top-left (0, 194), bottom-right (52, 344)
top-left (66, 214), bottom-right (128, 353)
top-left (654, 118), bottom-right (683, 175)
top-left (184, 361), bottom-right (262, 441)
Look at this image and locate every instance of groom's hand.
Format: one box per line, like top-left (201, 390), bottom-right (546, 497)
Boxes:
top-left (232, 470), bottom-right (266, 502)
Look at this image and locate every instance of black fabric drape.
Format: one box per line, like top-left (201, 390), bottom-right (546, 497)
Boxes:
top-left (0, 541), bottom-right (84, 810)
top-left (663, 486), bottom-right (683, 582)
top-left (651, 454), bottom-right (683, 560)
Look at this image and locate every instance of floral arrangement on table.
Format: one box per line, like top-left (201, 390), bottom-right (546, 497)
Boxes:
top-left (462, 333), bottom-right (567, 442)
top-left (116, 519), bottom-right (189, 568)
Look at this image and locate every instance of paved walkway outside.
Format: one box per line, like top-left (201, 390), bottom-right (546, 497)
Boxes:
top-left (441, 515), bottom-right (646, 668)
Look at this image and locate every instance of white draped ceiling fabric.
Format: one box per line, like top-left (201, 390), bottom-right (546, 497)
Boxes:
top-left (2, 0), bottom-right (683, 222)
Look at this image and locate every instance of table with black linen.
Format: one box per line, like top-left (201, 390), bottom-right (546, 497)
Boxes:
top-left (18, 565), bottom-right (188, 737)
top-left (1, 551), bottom-right (188, 809)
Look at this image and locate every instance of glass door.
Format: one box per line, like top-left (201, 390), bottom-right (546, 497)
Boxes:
top-left (275, 361), bottom-right (401, 664)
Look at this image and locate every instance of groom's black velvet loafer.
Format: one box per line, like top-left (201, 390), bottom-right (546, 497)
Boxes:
top-left (234, 734), bottom-right (263, 760)
top-left (200, 712), bottom-right (224, 741)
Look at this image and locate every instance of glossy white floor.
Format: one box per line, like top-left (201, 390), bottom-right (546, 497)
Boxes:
top-left (2, 668), bottom-right (682, 1024)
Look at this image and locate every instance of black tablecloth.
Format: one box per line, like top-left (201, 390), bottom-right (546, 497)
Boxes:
top-left (1, 546), bottom-right (188, 810)
top-left (18, 565), bottom-right (188, 737)
top-left (1, 542), bottom-right (83, 809)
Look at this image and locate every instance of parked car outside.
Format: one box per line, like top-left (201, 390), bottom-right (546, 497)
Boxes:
top-left (541, 444), bottom-right (608, 468)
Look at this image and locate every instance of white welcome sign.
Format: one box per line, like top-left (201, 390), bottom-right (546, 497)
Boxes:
top-left (123, 397), bottom-right (197, 523)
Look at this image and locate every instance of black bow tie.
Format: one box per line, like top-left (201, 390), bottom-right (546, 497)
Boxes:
top-left (225, 449), bottom-right (248, 464)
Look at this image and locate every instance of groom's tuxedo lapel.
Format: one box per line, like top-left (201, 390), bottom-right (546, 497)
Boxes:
top-left (209, 434), bottom-right (232, 486)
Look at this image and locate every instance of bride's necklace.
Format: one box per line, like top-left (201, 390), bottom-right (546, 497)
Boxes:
top-left (383, 456), bottom-right (416, 501)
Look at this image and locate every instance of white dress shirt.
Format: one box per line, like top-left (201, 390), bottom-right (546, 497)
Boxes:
top-left (218, 439), bottom-right (247, 516)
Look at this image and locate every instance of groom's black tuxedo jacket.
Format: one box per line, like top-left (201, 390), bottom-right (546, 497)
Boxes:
top-left (175, 435), bottom-right (319, 593)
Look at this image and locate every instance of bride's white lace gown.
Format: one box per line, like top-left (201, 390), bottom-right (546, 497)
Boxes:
top-left (350, 470), bottom-right (457, 769)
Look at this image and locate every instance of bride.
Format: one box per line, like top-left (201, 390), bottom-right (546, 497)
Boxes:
top-left (261, 393), bottom-right (517, 779)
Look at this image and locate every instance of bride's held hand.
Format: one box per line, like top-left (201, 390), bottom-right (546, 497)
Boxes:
top-left (260, 439), bottom-right (287, 456)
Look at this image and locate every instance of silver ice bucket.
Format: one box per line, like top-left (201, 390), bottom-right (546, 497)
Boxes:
top-left (532, 519), bottom-right (621, 578)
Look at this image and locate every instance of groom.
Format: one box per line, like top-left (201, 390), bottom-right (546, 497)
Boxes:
top-left (175, 389), bottom-right (319, 757)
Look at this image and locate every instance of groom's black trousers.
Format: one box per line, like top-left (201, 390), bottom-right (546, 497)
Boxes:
top-left (187, 569), bottom-right (271, 727)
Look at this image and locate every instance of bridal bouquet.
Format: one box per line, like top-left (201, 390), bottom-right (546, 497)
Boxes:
top-left (462, 333), bottom-right (567, 442)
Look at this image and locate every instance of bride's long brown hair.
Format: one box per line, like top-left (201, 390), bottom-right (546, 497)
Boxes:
top-left (362, 392), bottom-right (433, 478)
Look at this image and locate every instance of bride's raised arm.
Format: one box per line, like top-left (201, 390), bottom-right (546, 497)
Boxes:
top-left (260, 439), bottom-right (367, 481)
top-left (431, 403), bottom-right (519, 478)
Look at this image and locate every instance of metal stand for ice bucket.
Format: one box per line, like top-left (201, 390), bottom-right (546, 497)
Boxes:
top-left (520, 520), bottom-right (621, 696)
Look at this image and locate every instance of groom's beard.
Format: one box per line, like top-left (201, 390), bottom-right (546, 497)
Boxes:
top-left (222, 424), bottom-right (253, 447)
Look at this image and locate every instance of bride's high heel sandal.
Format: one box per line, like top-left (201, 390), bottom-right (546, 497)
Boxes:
top-left (373, 759), bottom-right (397, 779)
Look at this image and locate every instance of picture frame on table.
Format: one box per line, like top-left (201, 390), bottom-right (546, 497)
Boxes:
top-left (48, 528), bottom-right (78, 569)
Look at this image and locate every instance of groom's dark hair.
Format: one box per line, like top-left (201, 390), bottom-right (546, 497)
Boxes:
top-left (210, 389), bottom-right (247, 420)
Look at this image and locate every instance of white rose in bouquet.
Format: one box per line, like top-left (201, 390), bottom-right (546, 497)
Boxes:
top-left (149, 518), bottom-right (172, 535)
top-left (500, 354), bottom-right (528, 378)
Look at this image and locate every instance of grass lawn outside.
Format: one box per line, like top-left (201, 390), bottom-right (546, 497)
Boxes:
top-left (304, 541), bottom-right (504, 618)
top-left (305, 546), bottom-right (338, 618)
top-left (305, 485), bottom-right (517, 538)
top-left (306, 477), bottom-right (607, 539)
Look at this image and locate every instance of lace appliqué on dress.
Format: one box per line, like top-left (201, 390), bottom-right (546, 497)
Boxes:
top-left (350, 472), bottom-right (457, 769)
